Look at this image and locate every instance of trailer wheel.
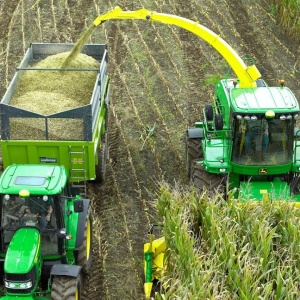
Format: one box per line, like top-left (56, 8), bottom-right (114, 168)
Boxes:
top-left (51, 274), bottom-right (82, 300)
top-left (185, 134), bottom-right (203, 178)
top-left (77, 207), bottom-right (93, 274)
top-left (95, 131), bottom-right (109, 183)
top-left (191, 162), bottom-right (225, 195)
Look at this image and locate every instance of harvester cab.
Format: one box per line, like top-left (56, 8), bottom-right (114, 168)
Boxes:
top-left (0, 164), bottom-right (92, 299)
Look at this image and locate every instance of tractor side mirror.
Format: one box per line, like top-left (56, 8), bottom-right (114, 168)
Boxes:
top-left (74, 199), bottom-right (84, 213)
top-left (57, 228), bottom-right (67, 239)
top-left (70, 186), bottom-right (80, 197)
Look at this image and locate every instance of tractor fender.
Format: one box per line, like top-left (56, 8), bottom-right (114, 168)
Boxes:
top-left (50, 264), bottom-right (81, 278)
top-left (187, 128), bottom-right (203, 139)
top-left (75, 199), bottom-right (90, 249)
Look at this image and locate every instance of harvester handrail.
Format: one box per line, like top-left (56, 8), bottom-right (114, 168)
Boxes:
top-left (93, 6), bottom-right (261, 88)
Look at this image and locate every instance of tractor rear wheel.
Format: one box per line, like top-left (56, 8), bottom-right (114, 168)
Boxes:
top-left (191, 162), bottom-right (225, 195)
top-left (95, 131), bottom-right (109, 183)
top-left (77, 207), bottom-right (93, 274)
top-left (185, 135), bottom-right (203, 178)
top-left (51, 275), bottom-right (82, 300)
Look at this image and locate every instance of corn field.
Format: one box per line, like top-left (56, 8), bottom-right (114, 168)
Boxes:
top-left (157, 185), bottom-right (300, 299)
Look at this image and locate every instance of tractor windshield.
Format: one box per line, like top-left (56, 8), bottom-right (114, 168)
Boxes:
top-left (232, 117), bottom-right (294, 165)
top-left (0, 195), bottom-right (58, 255)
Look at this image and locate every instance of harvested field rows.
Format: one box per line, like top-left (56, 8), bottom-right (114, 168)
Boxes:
top-left (0, 0), bottom-right (299, 299)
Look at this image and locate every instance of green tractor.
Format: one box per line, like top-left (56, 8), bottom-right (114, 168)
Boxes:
top-left (186, 77), bottom-right (300, 202)
top-left (0, 164), bottom-right (92, 299)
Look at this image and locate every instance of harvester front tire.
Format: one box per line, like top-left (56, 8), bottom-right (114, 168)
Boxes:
top-left (77, 207), bottom-right (93, 274)
top-left (95, 131), bottom-right (109, 183)
top-left (51, 275), bottom-right (82, 300)
top-left (191, 163), bottom-right (224, 195)
top-left (185, 135), bottom-right (203, 178)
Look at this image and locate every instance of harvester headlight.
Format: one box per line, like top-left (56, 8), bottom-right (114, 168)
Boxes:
top-left (280, 115), bottom-right (286, 120)
top-left (244, 115), bottom-right (250, 120)
top-left (250, 115), bottom-right (258, 120)
top-left (236, 114), bottom-right (242, 120)
top-left (294, 114), bottom-right (299, 119)
top-left (42, 195), bottom-right (48, 201)
top-left (4, 194), bottom-right (10, 201)
top-left (286, 114), bottom-right (292, 119)
top-left (219, 168), bottom-right (226, 173)
top-left (265, 110), bottom-right (275, 119)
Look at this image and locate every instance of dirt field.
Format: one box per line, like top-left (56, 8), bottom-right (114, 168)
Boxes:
top-left (0, 0), bottom-right (299, 299)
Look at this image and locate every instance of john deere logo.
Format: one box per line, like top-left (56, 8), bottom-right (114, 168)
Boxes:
top-left (259, 168), bottom-right (268, 174)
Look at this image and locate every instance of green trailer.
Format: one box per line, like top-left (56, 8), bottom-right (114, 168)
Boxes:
top-left (0, 43), bottom-right (110, 192)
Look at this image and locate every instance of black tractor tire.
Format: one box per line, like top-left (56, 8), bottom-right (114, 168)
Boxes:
top-left (214, 114), bottom-right (223, 130)
top-left (190, 162), bottom-right (225, 195)
top-left (205, 104), bottom-right (213, 121)
top-left (51, 275), bottom-right (82, 300)
top-left (77, 207), bottom-right (93, 274)
top-left (185, 135), bottom-right (203, 178)
top-left (95, 131), bottom-right (109, 183)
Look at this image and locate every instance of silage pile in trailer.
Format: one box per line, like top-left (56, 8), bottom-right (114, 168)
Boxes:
top-left (9, 52), bottom-right (99, 140)
top-left (156, 185), bottom-right (300, 300)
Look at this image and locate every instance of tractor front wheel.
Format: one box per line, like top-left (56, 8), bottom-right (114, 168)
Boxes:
top-left (191, 162), bottom-right (225, 195)
top-left (185, 135), bottom-right (203, 178)
top-left (77, 207), bottom-right (93, 274)
top-left (51, 275), bottom-right (82, 300)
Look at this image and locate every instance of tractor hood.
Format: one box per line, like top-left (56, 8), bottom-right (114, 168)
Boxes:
top-left (5, 227), bottom-right (40, 274)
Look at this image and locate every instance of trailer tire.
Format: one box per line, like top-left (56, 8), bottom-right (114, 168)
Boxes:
top-left (191, 162), bottom-right (225, 195)
top-left (185, 134), bottom-right (203, 178)
top-left (95, 131), bottom-right (109, 183)
top-left (51, 275), bottom-right (82, 300)
top-left (77, 208), bottom-right (93, 274)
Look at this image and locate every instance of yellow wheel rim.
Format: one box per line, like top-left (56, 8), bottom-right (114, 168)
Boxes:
top-left (86, 217), bottom-right (91, 260)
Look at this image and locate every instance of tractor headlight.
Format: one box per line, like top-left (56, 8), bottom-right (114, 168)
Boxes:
top-left (219, 168), bottom-right (226, 173)
top-left (5, 280), bottom-right (32, 289)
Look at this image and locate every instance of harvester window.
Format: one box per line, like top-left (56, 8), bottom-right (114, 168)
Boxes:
top-left (232, 118), bottom-right (293, 165)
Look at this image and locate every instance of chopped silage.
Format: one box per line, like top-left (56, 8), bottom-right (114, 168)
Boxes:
top-left (9, 51), bottom-right (99, 140)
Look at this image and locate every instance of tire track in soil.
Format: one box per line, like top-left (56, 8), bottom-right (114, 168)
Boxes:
top-left (96, 9), bottom-right (152, 298)
top-left (167, 0), bottom-right (218, 125)
top-left (226, 0), bottom-right (278, 85)
top-left (82, 108), bottom-right (120, 299)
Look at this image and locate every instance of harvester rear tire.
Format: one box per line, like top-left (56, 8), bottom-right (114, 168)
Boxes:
top-left (51, 275), bottom-right (82, 300)
top-left (185, 135), bottom-right (203, 178)
top-left (77, 207), bottom-right (93, 274)
top-left (95, 131), bottom-right (109, 183)
top-left (191, 162), bottom-right (225, 195)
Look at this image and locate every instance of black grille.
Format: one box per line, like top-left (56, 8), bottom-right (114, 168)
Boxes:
top-left (5, 266), bottom-right (36, 294)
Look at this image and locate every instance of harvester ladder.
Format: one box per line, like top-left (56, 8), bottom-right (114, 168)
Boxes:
top-left (69, 146), bottom-right (87, 196)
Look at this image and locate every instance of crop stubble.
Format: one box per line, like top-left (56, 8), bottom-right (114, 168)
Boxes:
top-left (0, 0), bottom-right (300, 299)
